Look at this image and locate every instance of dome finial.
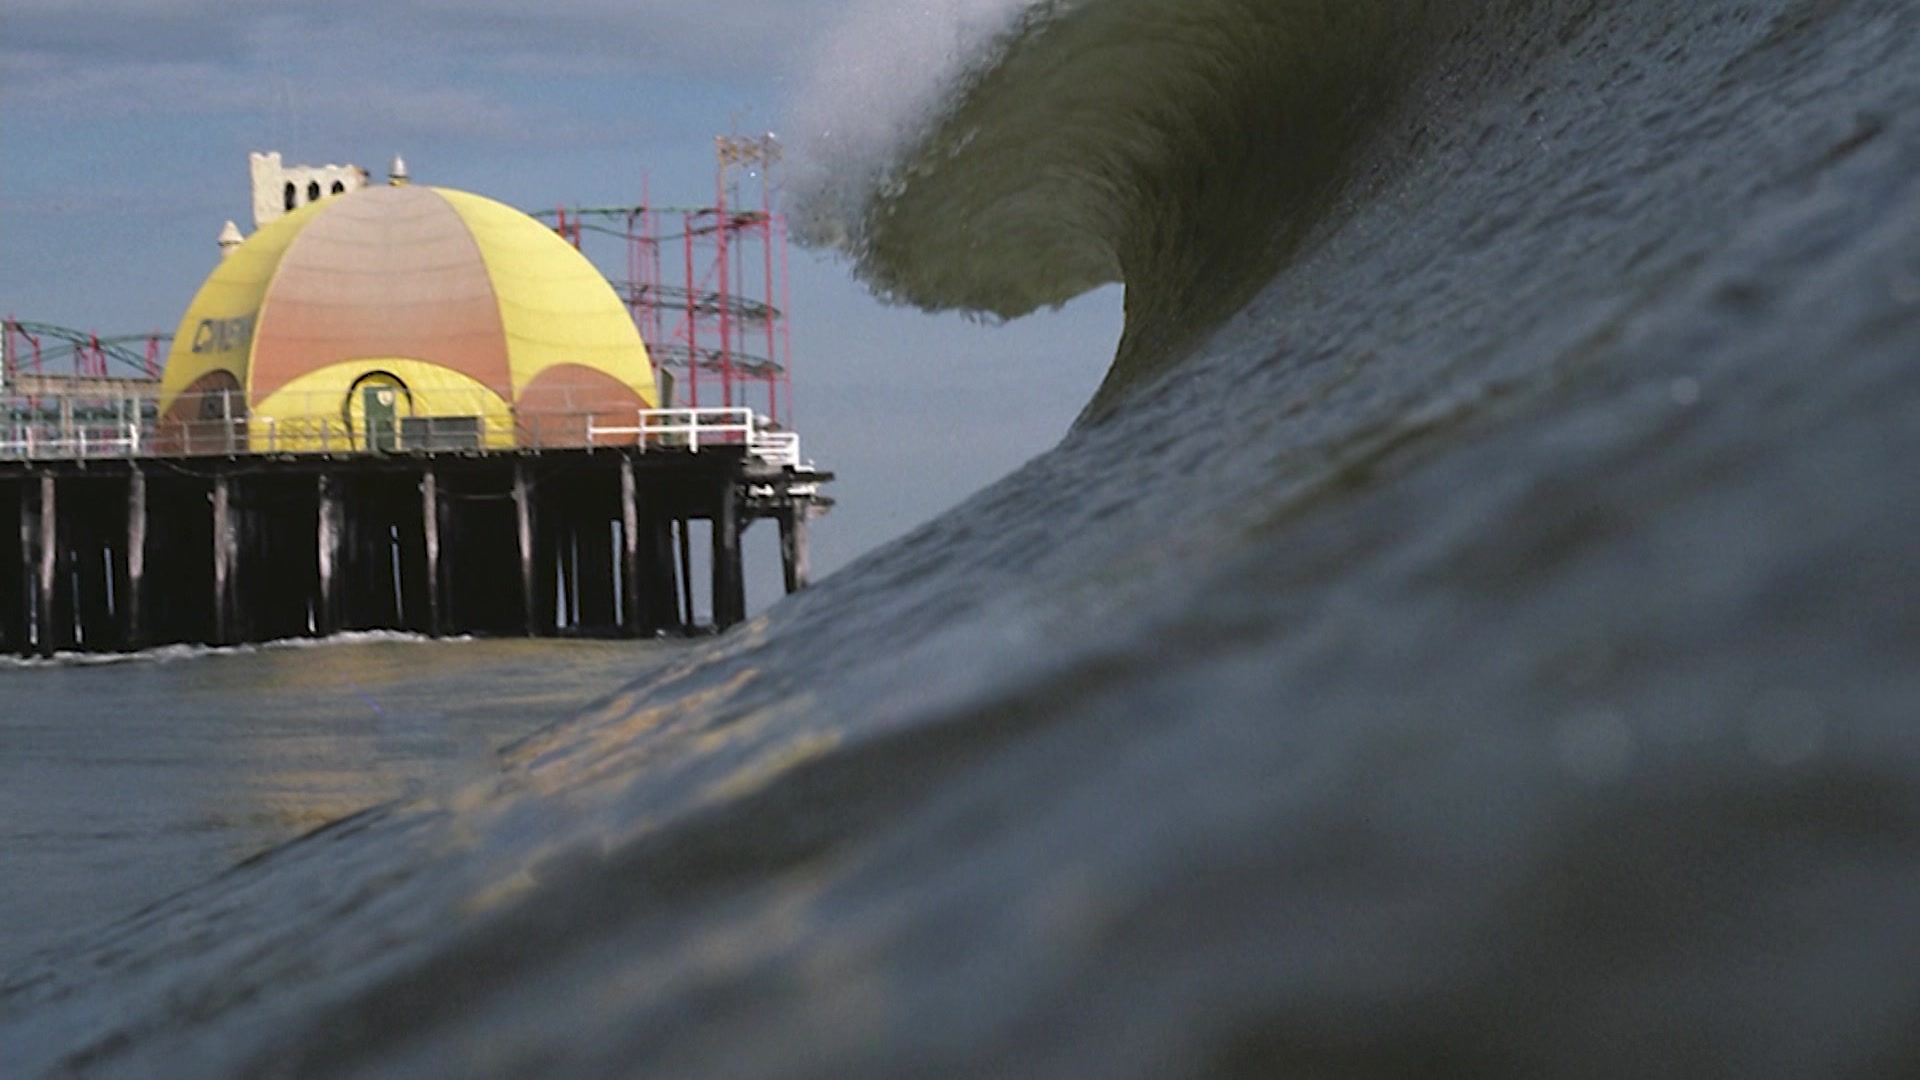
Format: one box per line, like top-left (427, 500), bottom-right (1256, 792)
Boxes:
top-left (217, 220), bottom-right (246, 258)
top-left (388, 155), bottom-right (410, 186)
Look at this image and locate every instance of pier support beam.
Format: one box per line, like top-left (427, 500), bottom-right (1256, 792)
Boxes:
top-left (620, 456), bottom-right (641, 636)
top-left (36, 474), bottom-right (55, 658)
top-left (650, 516), bottom-right (679, 633)
top-left (779, 507), bottom-right (811, 595)
top-left (711, 480), bottom-right (744, 630)
top-left (1, 483), bottom-right (22, 656)
top-left (316, 473), bottom-right (340, 637)
top-left (676, 519), bottom-right (694, 630)
top-left (15, 482), bottom-right (35, 656)
top-left (514, 460), bottom-right (536, 637)
top-left (422, 467), bottom-right (442, 637)
top-left (212, 473), bottom-right (232, 645)
top-left (126, 468), bottom-right (147, 649)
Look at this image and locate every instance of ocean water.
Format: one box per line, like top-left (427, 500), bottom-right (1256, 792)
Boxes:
top-left (6, 0), bottom-right (1920, 1076)
top-left (0, 637), bottom-right (674, 973)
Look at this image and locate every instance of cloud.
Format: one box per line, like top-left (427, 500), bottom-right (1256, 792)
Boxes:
top-left (387, 0), bottom-right (815, 73)
top-left (0, 0), bottom-right (833, 165)
top-left (1, 6), bottom-right (248, 64)
top-left (1, 1), bottom-right (819, 86)
top-left (0, 55), bottom-right (524, 147)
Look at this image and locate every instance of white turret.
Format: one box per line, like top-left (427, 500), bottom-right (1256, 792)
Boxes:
top-left (389, 155), bottom-right (410, 186)
top-left (217, 220), bottom-right (246, 259)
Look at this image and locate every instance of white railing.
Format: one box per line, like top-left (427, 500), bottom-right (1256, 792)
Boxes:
top-left (588, 408), bottom-right (806, 469)
top-left (588, 407), bottom-right (755, 451)
top-left (3, 400), bottom-right (809, 467)
top-left (749, 430), bottom-right (802, 469)
top-left (2, 421), bottom-right (145, 460)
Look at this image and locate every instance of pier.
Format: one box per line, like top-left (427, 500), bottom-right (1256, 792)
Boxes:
top-left (1, 143), bottom-right (828, 659)
top-left (1, 403), bottom-right (829, 658)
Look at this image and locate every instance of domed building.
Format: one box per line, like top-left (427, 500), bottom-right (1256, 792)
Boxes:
top-left (159, 169), bottom-right (659, 452)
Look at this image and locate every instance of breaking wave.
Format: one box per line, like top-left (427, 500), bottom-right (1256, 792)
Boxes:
top-left (789, 0), bottom-right (1450, 407)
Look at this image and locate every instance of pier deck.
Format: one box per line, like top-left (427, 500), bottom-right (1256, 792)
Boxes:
top-left (1, 405), bottom-right (829, 657)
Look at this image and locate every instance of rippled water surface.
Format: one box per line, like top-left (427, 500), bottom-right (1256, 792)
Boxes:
top-left (0, 638), bottom-right (674, 971)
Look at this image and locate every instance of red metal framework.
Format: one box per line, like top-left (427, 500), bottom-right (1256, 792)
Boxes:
top-left (3, 319), bottom-right (168, 386)
top-left (533, 134), bottom-right (794, 427)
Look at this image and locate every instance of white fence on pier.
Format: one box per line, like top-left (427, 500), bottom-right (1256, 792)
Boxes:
top-left (1, 402), bottom-right (808, 469)
top-left (585, 408), bottom-right (803, 469)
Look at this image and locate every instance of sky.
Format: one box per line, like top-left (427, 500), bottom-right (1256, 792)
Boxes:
top-left (0, 0), bottom-right (1123, 592)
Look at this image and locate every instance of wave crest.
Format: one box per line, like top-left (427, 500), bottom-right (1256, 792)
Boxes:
top-left (788, 0), bottom-right (1446, 405)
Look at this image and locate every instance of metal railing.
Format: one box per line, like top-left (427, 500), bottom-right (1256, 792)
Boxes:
top-left (0, 420), bottom-right (146, 460)
top-left (749, 430), bottom-right (802, 469)
top-left (588, 408), bottom-right (806, 469)
top-left (3, 396), bottom-right (807, 467)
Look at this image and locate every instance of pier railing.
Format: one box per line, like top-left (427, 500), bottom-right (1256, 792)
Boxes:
top-left (2, 391), bottom-right (805, 467)
top-left (586, 408), bottom-right (804, 469)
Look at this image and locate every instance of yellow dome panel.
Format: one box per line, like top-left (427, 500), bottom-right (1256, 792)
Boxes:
top-left (160, 198), bottom-right (329, 418)
top-left (249, 187), bottom-right (512, 403)
top-left (436, 189), bottom-right (658, 408)
top-left (253, 358), bottom-right (515, 452)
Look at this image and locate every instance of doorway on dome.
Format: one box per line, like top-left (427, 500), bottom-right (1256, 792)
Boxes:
top-left (344, 371), bottom-right (413, 453)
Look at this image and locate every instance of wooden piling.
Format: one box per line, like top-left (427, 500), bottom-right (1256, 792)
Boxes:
top-left (37, 473), bottom-right (56, 657)
top-left (676, 519), bottom-right (694, 629)
top-left (514, 460), bottom-right (536, 636)
top-left (212, 473), bottom-right (232, 645)
top-left (650, 516), bottom-right (678, 634)
top-left (711, 479), bottom-right (744, 630)
top-left (620, 455), bottom-right (641, 635)
top-left (560, 530), bottom-right (578, 629)
top-left (779, 507), bottom-right (811, 595)
top-left (126, 468), bottom-right (147, 649)
top-left (16, 481), bottom-right (35, 656)
top-left (559, 484), bottom-right (617, 633)
top-left (316, 473), bottom-right (339, 637)
top-left (422, 467), bottom-right (442, 637)
top-left (1, 483), bottom-right (21, 655)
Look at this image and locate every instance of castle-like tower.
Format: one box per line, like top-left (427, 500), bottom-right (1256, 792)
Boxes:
top-left (248, 151), bottom-right (370, 229)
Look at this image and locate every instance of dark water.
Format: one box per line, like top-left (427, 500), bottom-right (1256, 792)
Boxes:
top-left (0, 638), bottom-right (672, 972)
top-left (7, 0), bottom-right (1920, 1075)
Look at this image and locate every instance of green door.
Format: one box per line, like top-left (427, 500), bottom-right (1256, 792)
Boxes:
top-left (363, 385), bottom-right (399, 452)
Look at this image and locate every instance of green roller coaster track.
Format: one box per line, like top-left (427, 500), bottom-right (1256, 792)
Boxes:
top-left (3, 320), bottom-right (171, 380)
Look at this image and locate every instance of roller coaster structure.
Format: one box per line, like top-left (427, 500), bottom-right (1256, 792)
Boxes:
top-left (535, 134), bottom-right (794, 427)
top-left (2, 320), bottom-right (169, 390)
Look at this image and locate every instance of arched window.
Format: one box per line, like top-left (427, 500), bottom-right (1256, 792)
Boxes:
top-left (331, 180), bottom-right (346, 195)
top-left (284, 182), bottom-right (297, 212)
top-left (307, 180), bottom-right (322, 202)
